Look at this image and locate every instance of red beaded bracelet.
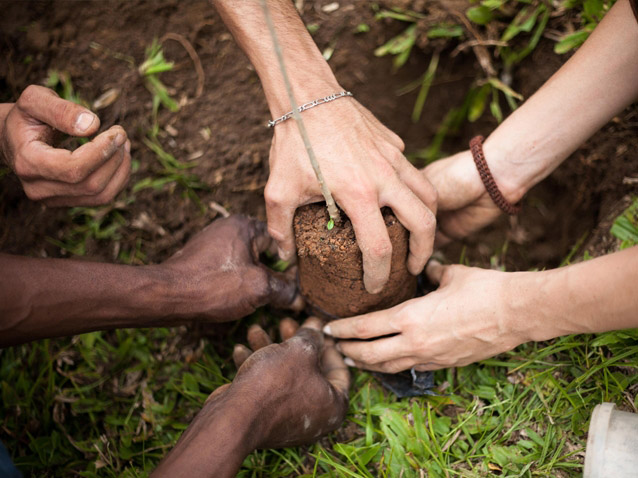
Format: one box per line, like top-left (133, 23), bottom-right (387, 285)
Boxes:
top-left (469, 135), bottom-right (521, 216)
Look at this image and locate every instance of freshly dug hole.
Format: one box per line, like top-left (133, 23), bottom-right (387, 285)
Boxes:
top-left (293, 203), bottom-right (416, 318)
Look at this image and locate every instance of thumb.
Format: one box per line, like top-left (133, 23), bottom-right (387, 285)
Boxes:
top-left (266, 269), bottom-right (299, 309)
top-left (17, 85), bottom-right (100, 136)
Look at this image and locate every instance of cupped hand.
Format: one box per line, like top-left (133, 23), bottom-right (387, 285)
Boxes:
top-left (220, 317), bottom-right (350, 448)
top-left (152, 318), bottom-right (350, 478)
top-left (160, 215), bottom-right (301, 322)
top-left (422, 150), bottom-right (503, 246)
top-left (0, 85), bottom-right (130, 206)
top-left (324, 261), bottom-right (532, 372)
top-left (265, 98), bottom-right (437, 294)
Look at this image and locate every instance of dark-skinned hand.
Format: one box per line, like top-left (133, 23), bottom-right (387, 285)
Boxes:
top-left (0, 85), bottom-right (131, 206)
top-left (160, 215), bottom-right (301, 322)
top-left (152, 317), bottom-right (350, 478)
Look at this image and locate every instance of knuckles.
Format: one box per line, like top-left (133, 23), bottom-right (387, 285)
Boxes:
top-left (367, 238), bottom-right (392, 261)
top-left (352, 319), bottom-right (371, 338)
top-left (264, 181), bottom-right (291, 209)
top-left (17, 85), bottom-right (46, 109)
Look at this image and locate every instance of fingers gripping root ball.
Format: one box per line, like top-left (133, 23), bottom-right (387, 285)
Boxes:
top-left (293, 203), bottom-right (416, 318)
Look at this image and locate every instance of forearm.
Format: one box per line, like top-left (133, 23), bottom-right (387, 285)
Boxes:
top-left (485, 0), bottom-right (638, 201)
top-left (0, 254), bottom-right (184, 347)
top-left (152, 390), bottom-right (257, 478)
top-left (510, 246), bottom-right (638, 341)
top-left (212, 0), bottom-right (341, 116)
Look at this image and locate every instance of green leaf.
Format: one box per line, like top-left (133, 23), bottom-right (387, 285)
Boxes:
top-left (326, 218), bottom-right (335, 230)
top-left (466, 6), bottom-right (493, 25)
top-left (354, 23), bottom-right (370, 34)
top-left (427, 24), bottom-right (463, 39)
top-left (554, 29), bottom-right (591, 54)
top-left (610, 197), bottom-right (638, 245)
top-left (501, 6), bottom-right (540, 42)
top-left (481, 0), bottom-right (507, 8)
top-left (375, 9), bottom-right (424, 22)
top-left (412, 52), bottom-right (439, 122)
top-left (468, 84), bottom-right (491, 122)
top-left (490, 87), bottom-right (503, 123)
top-left (583, 0), bottom-right (605, 20)
top-left (374, 24), bottom-right (417, 57)
top-left (487, 77), bottom-right (524, 101)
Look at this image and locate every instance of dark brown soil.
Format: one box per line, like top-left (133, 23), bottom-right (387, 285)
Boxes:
top-left (0, 0), bottom-right (636, 284)
top-left (294, 203), bottom-right (416, 318)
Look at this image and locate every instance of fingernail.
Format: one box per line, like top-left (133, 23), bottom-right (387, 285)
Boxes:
top-left (344, 357), bottom-right (355, 367)
top-left (323, 325), bottom-right (332, 336)
top-left (75, 112), bottom-right (96, 132)
top-left (113, 133), bottom-right (125, 147)
top-left (124, 140), bottom-right (131, 154)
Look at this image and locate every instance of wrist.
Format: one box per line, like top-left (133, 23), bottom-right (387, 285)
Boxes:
top-left (262, 70), bottom-right (343, 119)
top-left (481, 136), bottom-right (533, 204)
top-left (503, 268), bottom-right (574, 343)
top-left (153, 390), bottom-right (258, 478)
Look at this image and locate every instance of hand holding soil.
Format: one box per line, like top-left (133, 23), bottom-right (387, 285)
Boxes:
top-left (325, 261), bottom-right (529, 373)
top-left (0, 215), bottom-right (299, 346)
top-left (266, 98), bottom-right (437, 294)
top-left (0, 85), bottom-right (131, 207)
top-left (152, 317), bottom-right (350, 478)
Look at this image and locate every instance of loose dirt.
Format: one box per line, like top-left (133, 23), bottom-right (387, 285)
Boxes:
top-left (0, 0), bottom-right (636, 300)
top-left (294, 203), bottom-right (416, 318)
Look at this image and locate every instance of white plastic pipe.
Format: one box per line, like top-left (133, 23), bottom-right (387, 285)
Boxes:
top-left (584, 402), bottom-right (638, 478)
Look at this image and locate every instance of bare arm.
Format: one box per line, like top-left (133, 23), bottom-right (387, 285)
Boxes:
top-left (212, 0), bottom-right (340, 118)
top-left (152, 319), bottom-right (350, 478)
top-left (523, 245), bottom-right (638, 340)
top-left (212, 0), bottom-right (437, 294)
top-left (425, 0), bottom-right (638, 241)
top-left (325, 246), bottom-right (638, 372)
top-left (0, 217), bottom-right (296, 348)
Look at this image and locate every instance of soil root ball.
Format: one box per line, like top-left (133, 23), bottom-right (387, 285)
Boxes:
top-left (293, 203), bottom-right (417, 318)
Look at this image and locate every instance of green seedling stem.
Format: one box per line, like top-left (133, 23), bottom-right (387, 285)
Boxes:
top-left (260, 0), bottom-right (340, 227)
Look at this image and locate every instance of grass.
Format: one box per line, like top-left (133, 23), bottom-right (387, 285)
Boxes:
top-left (3, 199), bottom-right (638, 477)
top-left (2, 3), bottom-right (637, 477)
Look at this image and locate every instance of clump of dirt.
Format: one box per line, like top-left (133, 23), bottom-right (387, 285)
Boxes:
top-left (294, 203), bottom-right (416, 318)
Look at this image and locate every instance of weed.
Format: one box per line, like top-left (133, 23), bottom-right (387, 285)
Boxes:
top-left (138, 39), bottom-right (179, 118)
top-left (375, 0), bottom-right (617, 162)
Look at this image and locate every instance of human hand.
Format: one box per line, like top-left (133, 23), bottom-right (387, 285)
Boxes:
top-left (423, 149), bottom-right (511, 246)
top-left (152, 318), bottom-right (350, 478)
top-left (265, 99), bottom-right (437, 293)
top-left (227, 317), bottom-right (350, 448)
top-left (0, 85), bottom-right (130, 206)
top-left (324, 261), bottom-right (534, 372)
top-left (160, 215), bottom-right (301, 322)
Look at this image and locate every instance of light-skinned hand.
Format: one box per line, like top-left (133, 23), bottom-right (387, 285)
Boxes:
top-left (324, 261), bottom-right (531, 373)
top-left (422, 149), bottom-right (515, 246)
top-left (266, 99), bottom-right (437, 294)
